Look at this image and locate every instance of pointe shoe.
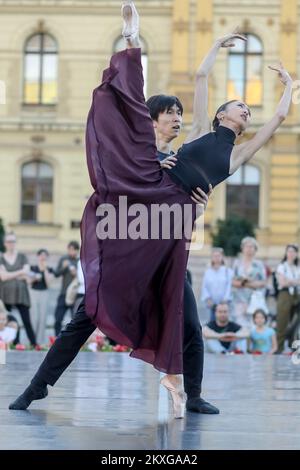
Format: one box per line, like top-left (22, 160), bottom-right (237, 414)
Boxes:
top-left (121, 1), bottom-right (140, 41)
top-left (160, 375), bottom-right (186, 419)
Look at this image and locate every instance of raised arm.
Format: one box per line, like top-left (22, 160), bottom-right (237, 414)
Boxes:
top-left (185, 30), bottom-right (247, 144)
top-left (229, 63), bottom-right (294, 174)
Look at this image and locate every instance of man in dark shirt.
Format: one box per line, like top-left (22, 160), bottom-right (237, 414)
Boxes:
top-left (53, 241), bottom-right (79, 335)
top-left (147, 95), bottom-right (218, 414)
top-left (203, 302), bottom-right (249, 353)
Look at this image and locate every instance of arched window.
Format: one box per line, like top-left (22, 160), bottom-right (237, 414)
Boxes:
top-left (227, 34), bottom-right (263, 106)
top-left (21, 161), bottom-right (54, 223)
top-left (113, 36), bottom-right (148, 97)
top-left (23, 33), bottom-right (58, 105)
top-left (226, 165), bottom-right (260, 226)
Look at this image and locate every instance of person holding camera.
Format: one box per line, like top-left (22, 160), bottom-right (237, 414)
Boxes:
top-left (53, 241), bottom-right (79, 336)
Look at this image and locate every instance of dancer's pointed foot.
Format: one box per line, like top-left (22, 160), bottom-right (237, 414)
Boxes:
top-left (9, 384), bottom-right (48, 410)
top-left (186, 397), bottom-right (220, 414)
top-left (160, 374), bottom-right (186, 419)
top-left (121, 1), bottom-right (140, 48)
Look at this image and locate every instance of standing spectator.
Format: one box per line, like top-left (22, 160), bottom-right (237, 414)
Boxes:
top-left (275, 244), bottom-right (300, 353)
top-left (53, 241), bottom-right (79, 335)
top-left (29, 249), bottom-right (54, 344)
top-left (250, 309), bottom-right (277, 354)
top-left (74, 259), bottom-right (85, 311)
top-left (0, 232), bottom-right (37, 346)
top-left (232, 237), bottom-right (267, 327)
top-left (65, 258), bottom-right (85, 315)
top-left (0, 300), bottom-right (17, 346)
top-left (201, 248), bottom-right (233, 321)
top-left (203, 302), bottom-right (249, 353)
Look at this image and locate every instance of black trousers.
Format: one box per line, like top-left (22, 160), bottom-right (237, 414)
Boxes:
top-left (34, 278), bottom-right (204, 397)
top-left (54, 293), bottom-right (73, 336)
top-left (5, 304), bottom-right (36, 346)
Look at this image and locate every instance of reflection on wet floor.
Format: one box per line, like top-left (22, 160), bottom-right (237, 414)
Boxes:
top-left (1, 351), bottom-right (300, 450)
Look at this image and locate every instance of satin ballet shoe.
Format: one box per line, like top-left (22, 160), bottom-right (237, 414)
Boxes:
top-left (121, 1), bottom-right (140, 41)
top-left (160, 375), bottom-right (186, 419)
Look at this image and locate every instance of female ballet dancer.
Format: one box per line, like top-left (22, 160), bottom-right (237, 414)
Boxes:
top-left (10, 1), bottom-right (293, 419)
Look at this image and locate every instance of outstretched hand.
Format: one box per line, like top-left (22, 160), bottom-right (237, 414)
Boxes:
top-left (268, 62), bottom-right (293, 86)
top-left (216, 27), bottom-right (247, 48)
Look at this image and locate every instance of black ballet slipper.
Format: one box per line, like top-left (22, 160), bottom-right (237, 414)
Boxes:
top-left (186, 397), bottom-right (220, 414)
top-left (9, 384), bottom-right (48, 410)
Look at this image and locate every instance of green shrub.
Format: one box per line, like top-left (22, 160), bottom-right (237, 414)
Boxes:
top-left (211, 216), bottom-right (255, 257)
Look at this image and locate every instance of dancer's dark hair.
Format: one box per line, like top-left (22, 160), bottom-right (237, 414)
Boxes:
top-left (213, 100), bottom-right (251, 135)
top-left (146, 95), bottom-right (183, 121)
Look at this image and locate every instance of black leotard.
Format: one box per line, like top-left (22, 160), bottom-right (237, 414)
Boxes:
top-left (164, 125), bottom-right (236, 194)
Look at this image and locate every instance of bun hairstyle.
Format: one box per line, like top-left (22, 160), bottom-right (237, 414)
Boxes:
top-left (213, 100), bottom-right (244, 135)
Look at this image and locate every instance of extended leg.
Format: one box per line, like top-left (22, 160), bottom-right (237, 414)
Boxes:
top-left (9, 299), bottom-right (95, 410)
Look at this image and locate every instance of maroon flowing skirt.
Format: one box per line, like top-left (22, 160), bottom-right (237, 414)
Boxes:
top-left (80, 48), bottom-right (196, 374)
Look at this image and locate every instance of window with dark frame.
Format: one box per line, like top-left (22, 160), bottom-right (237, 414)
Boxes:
top-left (21, 161), bottom-right (54, 223)
top-left (226, 165), bottom-right (260, 226)
top-left (227, 33), bottom-right (263, 106)
top-left (23, 33), bottom-right (58, 105)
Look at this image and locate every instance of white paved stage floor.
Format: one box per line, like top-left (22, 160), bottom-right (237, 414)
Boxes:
top-left (1, 351), bottom-right (300, 450)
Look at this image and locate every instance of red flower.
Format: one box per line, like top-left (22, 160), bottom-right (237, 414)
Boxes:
top-left (252, 350), bottom-right (263, 355)
top-left (35, 344), bottom-right (42, 351)
top-left (112, 344), bottom-right (129, 352)
top-left (233, 349), bottom-right (244, 354)
top-left (95, 335), bottom-right (105, 347)
top-left (49, 336), bottom-right (57, 346)
top-left (15, 344), bottom-right (26, 351)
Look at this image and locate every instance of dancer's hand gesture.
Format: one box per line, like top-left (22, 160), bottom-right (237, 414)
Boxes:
top-left (160, 155), bottom-right (177, 170)
top-left (216, 28), bottom-right (247, 48)
top-left (268, 62), bottom-right (293, 86)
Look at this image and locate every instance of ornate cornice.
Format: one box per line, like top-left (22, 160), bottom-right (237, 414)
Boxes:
top-left (173, 19), bottom-right (189, 34)
top-left (281, 20), bottom-right (297, 35)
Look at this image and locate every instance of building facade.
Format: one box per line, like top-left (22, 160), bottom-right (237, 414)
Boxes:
top-left (0, 0), bottom-right (299, 256)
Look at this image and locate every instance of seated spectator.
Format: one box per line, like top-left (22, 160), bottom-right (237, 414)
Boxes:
top-left (250, 309), bottom-right (277, 354)
top-left (203, 302), bottom-right (249, 353)
top-left (0, 300), bottom-right (17, 346)
top-left (201, 247), bottom-right (233, 321)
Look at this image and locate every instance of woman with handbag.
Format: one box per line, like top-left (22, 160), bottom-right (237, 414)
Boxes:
top-left (276, 244), bottom-right (300, 353)
top-left (232, 237), bottom-right (268, 327)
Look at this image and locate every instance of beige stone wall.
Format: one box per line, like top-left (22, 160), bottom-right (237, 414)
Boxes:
top-left (0, 0), bottom-right (299, 256)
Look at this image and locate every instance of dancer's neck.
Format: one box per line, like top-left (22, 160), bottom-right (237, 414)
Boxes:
top-left (156, 135), bottom-right (173, 155)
